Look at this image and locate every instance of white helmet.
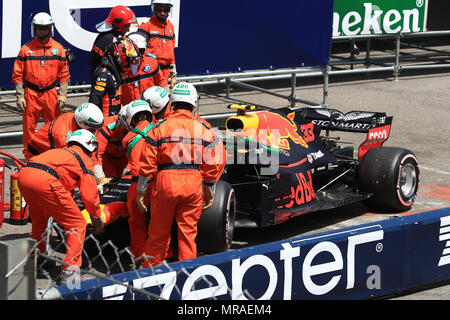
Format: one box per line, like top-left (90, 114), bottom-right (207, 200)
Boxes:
top-left (125, 100), bottom-right (152, 128)
top-left (74, 103), bottom-right (104, 131)
top-left (68, 129), bottom-right (98, 153)
top-left (140, 86), bottom-right (169, 115)
top-left (128, 32), bottom-right (147, 51)
top-left (151, 0), bottom-right (173, 15)
top-left (118, 105), bottom-right (130, 131)
top-left (171, 82), bottom-right (198, 111)
top-left (152, 0), bottom-right (173, 7)
top-left (31, 12), bottom-right (54, 38)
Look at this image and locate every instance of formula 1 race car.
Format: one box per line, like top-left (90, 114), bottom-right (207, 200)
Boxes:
top-left (83, 104), bottom-right (420, 256)
top-left (195, 104), bottom-right (420, 254)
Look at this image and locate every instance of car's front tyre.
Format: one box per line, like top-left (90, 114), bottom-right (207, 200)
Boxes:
top-left (196, 181), bottom-right (236, 254)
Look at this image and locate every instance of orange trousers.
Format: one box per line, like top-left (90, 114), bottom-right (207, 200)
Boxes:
top-left (143, 170), bottom-right (203, 267)
top-left (23, 89), bottom-right (61, 148)
top-left (159, 68), bottom-right (170, 88)
top-left (102, 153), bottom-right (128, 178)
top-left (18, 167), bottom-right (86, 270)
top-left (127, 182), bottom-right (148, 260)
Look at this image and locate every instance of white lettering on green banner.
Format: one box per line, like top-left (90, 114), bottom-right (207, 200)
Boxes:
top-left (333, 0), bottom-right (428, 37)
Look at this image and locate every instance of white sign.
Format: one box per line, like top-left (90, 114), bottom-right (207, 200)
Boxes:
top-left (2, 0), bottom-right (23, 58)
top-left (1, 0), bottom-right (180, 58)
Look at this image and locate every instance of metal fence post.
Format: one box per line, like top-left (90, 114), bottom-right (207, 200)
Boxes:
top-left (350, 39), bottom-right (357, 70)
top-left (322, 65), bottom-right (330, 108)
top-left (393, 32), bottom-right (402, 82)
top-left (0, 238), bottom-right (36, 300)
top-left (365, 38), bottom-right (372, 69)
top-left (289, 72), bottom-right (297, 108)
top-left (225, 77), bottom-right (231, 99)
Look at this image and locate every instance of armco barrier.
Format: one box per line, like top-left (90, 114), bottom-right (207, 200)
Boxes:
top-left (52, 207), bottom-right (450, 300)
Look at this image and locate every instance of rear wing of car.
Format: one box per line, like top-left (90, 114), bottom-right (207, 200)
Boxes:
top-left (289, 107), bottom-right (393, 159)
top-left (291, 107), bottom-right (392, 133)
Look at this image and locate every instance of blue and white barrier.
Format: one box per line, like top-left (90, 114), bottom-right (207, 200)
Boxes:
top-left (55, 207), bottom-right (450, 300)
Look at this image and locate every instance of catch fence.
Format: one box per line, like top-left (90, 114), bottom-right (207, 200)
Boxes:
top-left (1, 30), bottom-right (450, 140)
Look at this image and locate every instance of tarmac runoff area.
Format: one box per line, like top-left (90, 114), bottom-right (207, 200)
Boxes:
top-left (0, 68), bottom-right (449, 299)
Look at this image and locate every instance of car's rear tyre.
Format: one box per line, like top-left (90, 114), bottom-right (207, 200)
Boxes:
top-left (358, 147), bottom-right (420, 211)
top-left (196, 181), bottom-right (236, 254)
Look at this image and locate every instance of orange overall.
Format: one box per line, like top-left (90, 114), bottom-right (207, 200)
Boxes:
top-left (93, 115), bottom-right (128, 178)
top-left (139, 109), bottom-right (225, 266)
top-left (12, 37), bottom-right (70, 148)
top-left (18, 145), bottom-right (101, 270)
top-left (24, 112), bottom-right (79, 161)
top-left (122, 120), bottom-right (154, 259)
top-left (138, 16), bottom-right (175, 87)
top-left (121, 51), bottom-right (164, 105)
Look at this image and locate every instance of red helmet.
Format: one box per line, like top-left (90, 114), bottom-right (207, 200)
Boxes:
top-left (96, 5), bottom-right (137, 33)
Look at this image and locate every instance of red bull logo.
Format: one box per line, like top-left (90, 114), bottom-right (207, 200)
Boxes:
top-left (279, 170), bottom-right (316, 209)
top-left (224, 109), bottom-right (311, 174)
top-left (256, 111), bottom-right (309, 150)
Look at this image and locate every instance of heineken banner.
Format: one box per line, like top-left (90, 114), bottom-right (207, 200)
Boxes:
top-left (333, 0), bottom-right (429, 37)
top-left (0, 0), bottom-right (333, 87)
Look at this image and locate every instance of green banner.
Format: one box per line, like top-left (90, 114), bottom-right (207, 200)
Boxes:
top-left (333, 0), bottom-right (428, 37)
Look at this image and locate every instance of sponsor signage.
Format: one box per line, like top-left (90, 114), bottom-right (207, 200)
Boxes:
top-left (333, 0), bottom-right (429, 37)
top-left (56, 207), bottom-right (450, 300)
top-left (0, 0), bottom-right (333, 87)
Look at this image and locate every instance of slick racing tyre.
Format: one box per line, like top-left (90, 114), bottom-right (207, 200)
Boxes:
top-left (357, 147), bottom-right (420, 211)
top-left (197, 181), bottom-right (236, 254)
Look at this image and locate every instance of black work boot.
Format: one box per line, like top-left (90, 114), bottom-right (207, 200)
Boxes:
top-left (36, 256), bottom-right (57, 277)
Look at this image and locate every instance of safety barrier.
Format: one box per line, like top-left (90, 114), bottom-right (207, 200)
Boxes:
top-left (0, 238), bottom-right (35, 300)
top-left (2, 28), bottom-right (450, 141)
top-left (47, 206), bottom-right (450, 300)
top-left (1, 30), bottom-right (450, 140)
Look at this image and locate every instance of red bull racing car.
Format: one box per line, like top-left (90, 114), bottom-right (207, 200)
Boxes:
top-left (87, 104), bottom-right (420, 256)
top-left (195, 104), bottom-right (419, 253)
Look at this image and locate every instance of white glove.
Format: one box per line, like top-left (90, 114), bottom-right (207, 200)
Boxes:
top-left (203, 183), bottom-right (214, 210)
top-left (57, 82), bottom-right (69, 109)
top-left (94, 165), bottom-right (106, 183)
top-left (97, 176), bottom-right (113, 185)
top-left (15, 83), bottom-right (26, 111)
top-left (137, 192), bottom-right (146, 213)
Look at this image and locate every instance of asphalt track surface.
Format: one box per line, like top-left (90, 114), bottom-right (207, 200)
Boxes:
top-left (0, 67), bottom-right (449, 300)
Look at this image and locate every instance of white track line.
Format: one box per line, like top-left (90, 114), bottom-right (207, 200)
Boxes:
top-left (420, 166), bottom-right (450, 176)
